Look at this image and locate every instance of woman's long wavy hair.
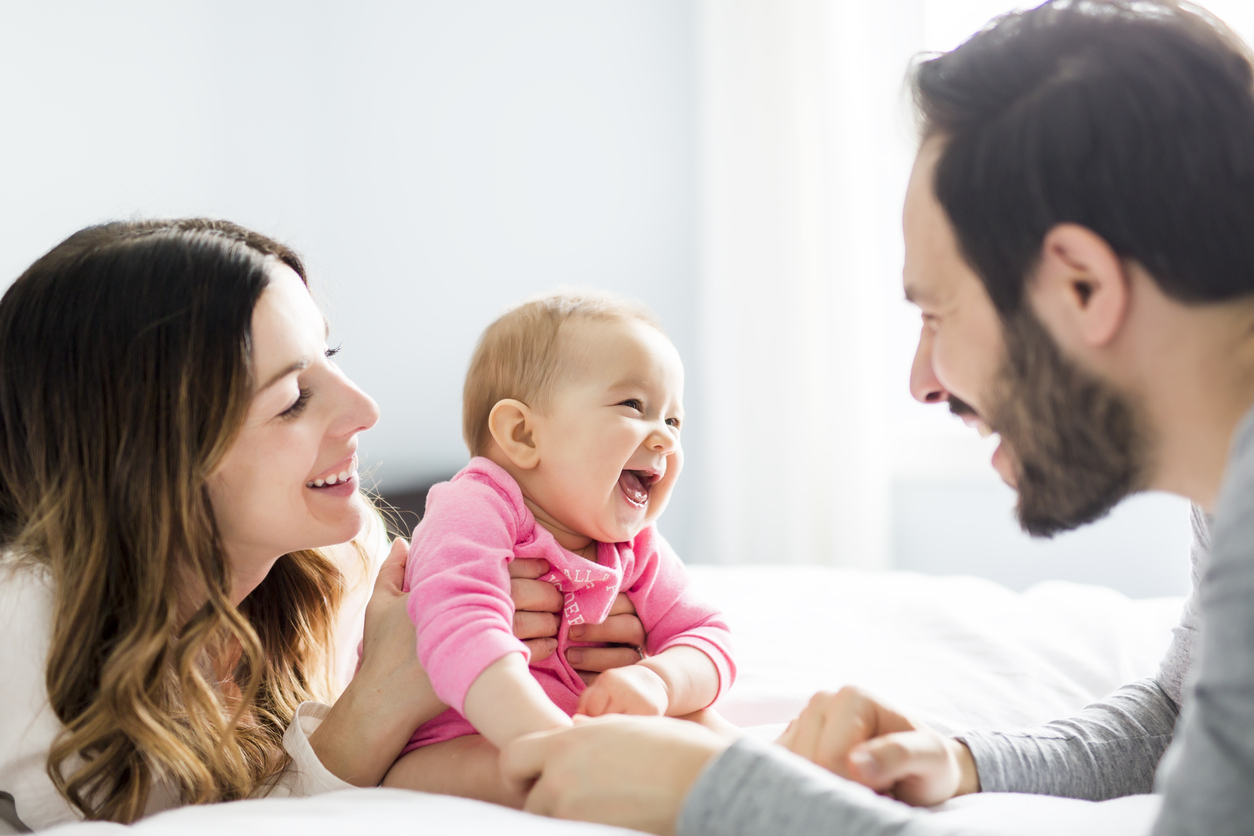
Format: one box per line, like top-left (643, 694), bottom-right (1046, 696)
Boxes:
top-left (0, 219), bottom-right (349, 822)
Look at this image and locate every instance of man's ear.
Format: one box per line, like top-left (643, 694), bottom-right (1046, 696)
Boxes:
top-left (487, 399), bottom-right (541, 470)
top-left (1029, 223), bottom-right (1130, 349)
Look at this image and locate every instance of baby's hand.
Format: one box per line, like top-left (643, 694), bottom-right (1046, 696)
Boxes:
top-left (575, 663), bottom-right (669, 717)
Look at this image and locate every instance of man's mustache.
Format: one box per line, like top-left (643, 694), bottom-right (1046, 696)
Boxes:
top-left (948, 395), bottom-right (978, 419)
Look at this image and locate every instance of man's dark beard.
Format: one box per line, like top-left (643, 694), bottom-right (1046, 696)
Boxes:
top-left (987, 306), bottom-right (1150, 538)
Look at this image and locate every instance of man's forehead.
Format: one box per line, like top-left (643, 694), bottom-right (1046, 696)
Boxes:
top-left (902, 137), bottom-right (969, 306)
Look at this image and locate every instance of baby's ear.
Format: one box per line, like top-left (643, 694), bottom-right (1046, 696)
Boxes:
top-left (487, 399), bottom-right (540, 469)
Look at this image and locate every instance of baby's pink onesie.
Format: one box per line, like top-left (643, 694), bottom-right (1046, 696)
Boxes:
top-left (402, 457), bottom-right (735, 752)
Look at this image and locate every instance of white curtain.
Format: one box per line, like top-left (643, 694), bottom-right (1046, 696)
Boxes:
top-left (694, 0), bottom-right (923, 568)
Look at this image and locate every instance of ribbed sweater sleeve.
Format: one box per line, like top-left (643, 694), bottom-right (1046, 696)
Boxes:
top-left (955, 505), bottom-right (1206, 800)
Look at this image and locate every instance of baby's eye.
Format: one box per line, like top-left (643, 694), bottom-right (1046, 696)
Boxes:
top-left (666, 417), bottom-right (682, 429)
top-left (618, 399), bottom-right (643, 412)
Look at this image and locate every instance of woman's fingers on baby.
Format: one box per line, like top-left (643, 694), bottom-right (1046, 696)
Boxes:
top-left (508, 557), bottom-right (551, 581)
top-left (513, 610), bottom-right (561, 641)
top-left (521, 637), bottom-right (559, 662)
top-left (608, 592), bottom-right (637, 617)
top-left (510, 577), bottom-right (564, 614)
top-left (571, 613), bottom-right (645, 646)
top-left (566, 645), bottom-right (642, 673)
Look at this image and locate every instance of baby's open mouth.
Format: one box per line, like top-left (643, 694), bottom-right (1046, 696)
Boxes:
top-left (618, 469), bottom-right (658, 508)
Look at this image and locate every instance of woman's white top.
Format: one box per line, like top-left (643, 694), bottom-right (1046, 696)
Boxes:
top-left (0, 525), bottom-right (384, 832)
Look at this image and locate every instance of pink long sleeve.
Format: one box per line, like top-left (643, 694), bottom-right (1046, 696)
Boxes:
top-left (403, 458), bottom-right (736, 746)
top-left (404, 467), bottom-right (533, 715)
top-left (624, 527), bottom-right (737, 704)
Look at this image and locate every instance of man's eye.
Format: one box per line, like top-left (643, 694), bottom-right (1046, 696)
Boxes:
top-left (618, 399), bottom-right (643, 411)
top-left (282, 388), bottom-right (312, 418)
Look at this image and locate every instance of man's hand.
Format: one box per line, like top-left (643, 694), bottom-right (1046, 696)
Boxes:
top-left (501, 715), bottom-right (730, 836)
top-left (508, 558), bottom-right (645, 680)
top-left (776, 686), bottom-right (980, 806)
top-left (575, 664), bottom-right (669, 717)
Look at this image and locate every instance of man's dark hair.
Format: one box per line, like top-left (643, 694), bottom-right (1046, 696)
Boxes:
top-left (914, 0), bottom-right (1254, 315)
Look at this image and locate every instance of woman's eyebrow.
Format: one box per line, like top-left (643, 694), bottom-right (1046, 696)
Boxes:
top-left (259, 358), bottom-right (312, 391)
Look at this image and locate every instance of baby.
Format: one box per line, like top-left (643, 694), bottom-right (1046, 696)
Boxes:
top-left (382, 290), bottom-right (735, 805)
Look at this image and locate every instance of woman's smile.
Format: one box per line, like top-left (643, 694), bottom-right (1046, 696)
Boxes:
top-left (306, 453), bottom-right (359, 490)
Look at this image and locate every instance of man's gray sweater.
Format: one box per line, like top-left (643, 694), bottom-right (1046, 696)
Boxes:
top-left (679, 407), bottom-right (1254, 836)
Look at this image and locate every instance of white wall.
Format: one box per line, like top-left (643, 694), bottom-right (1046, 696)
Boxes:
top-left (0, 0), bottom-right (704, 556)
top-left (0, 1), bottom-right (1226, 596)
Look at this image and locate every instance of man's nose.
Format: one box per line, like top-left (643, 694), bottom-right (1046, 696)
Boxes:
top-left (910, 330), bottom-right (949, 404)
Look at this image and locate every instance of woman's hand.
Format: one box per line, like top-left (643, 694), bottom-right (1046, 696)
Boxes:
top-left (502, 715), bottom-right (729, 835)
top-left (508, 558), bottom-right (646, 682)
top-left (776, 686), bottom-right (980, 806)
top-left (309, 537), bottom-right (446, 786)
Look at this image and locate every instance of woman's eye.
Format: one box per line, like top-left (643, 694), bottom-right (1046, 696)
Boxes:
top-left (325, 344), bottom-right (342, 359)
top-left (281, 387), bottom-right (312, 419)
top-left (618, 398), bottom-right (643, 412)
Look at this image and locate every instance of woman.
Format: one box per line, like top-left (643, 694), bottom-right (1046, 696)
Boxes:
top-left (0, 219), bottom-right (644, 831)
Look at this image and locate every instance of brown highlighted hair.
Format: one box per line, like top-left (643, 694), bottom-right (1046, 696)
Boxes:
top-left (913, 0), bottom-right (1254, 316)
top-left (462, 289), bottom-right (662, 456)
top-left (0, 219), bottom-right (347, 821)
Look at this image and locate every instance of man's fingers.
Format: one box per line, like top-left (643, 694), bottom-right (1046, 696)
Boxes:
top-left (508, 557), bottom-right (551, 580)
top-left (513, 610), bottom-right (560, 641)
top-left (780, 687), bottom-right (910, 778)
top-left (570, 613), bottom-right (646, 646)
top-left (852, 732), bottom-right (945, 792)
top-left (566, 645), bottom-right (642, 673)
top-left (608, 592), bottom-right (637, 617)
top-left (776, 718), bottom-right (797, 748)
top-left (511, 577), bottom-right (564, 613)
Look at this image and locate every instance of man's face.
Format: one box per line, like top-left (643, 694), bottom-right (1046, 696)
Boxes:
top-left (903, 137), bottom-right (1147, 536)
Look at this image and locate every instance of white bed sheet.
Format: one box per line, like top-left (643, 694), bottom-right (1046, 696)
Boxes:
top-left (40, 566), bottom-right (1184, 835)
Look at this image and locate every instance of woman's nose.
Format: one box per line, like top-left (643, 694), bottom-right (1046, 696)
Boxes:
top-left (910, 329), bottom-right (949, 404)
top-left (335, 376), bottom-right (380, 437)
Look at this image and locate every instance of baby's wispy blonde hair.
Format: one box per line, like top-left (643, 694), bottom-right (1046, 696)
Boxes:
top-left (463, 289), bottom-right (663, 456)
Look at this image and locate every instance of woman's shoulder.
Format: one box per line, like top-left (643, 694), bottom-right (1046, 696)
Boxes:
top-left (0, 554), bottom-right (81, 831)
top-left (0, 553), bottom-right (54, 642)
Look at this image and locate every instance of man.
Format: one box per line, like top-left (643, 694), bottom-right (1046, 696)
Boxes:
top-left (500, 2), bottom-right (1254, 834)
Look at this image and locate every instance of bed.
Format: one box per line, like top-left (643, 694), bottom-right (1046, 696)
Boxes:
top-left (43, 565), bottom-right (1182, 835)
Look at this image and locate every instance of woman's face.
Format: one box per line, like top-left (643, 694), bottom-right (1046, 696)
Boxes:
top-left (207, 264), bottom-right (379, 604)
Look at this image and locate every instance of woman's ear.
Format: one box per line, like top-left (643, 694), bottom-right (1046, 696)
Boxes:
top-left (1029, 223), bottom-right (1130, 349)
top-left (487, 399), bottom-right (541, 470)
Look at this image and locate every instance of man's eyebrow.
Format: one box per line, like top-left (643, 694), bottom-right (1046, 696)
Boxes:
top-left (904, 281), bottom-right (931, 305)
top-left (260, 358), bottom-right (311, 392)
